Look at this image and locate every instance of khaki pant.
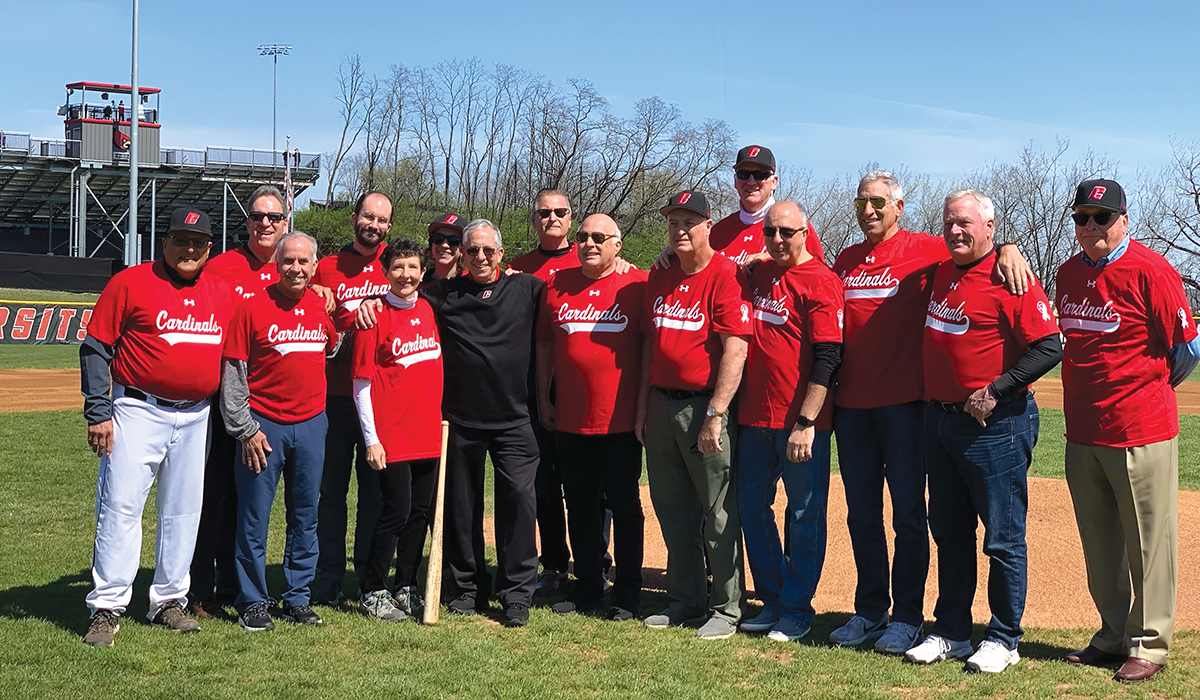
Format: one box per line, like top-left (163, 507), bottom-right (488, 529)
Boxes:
top-left (644, 389), bottom-right (744, 623)
top-left (1065, 438), bottom-right (1178, 665)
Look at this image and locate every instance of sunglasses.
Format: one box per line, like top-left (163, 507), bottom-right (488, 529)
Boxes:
top-left (536, 208), bottom-right (570, 219)
top-left (735, 169), bottom-right (772, 181)
top-left (853, 196), bottom-right (888, 212)
top-left (762, 226), bottom-right (802, 240)
top-left (166, 234), bottom-right (211, 249)
top-left (465, 246), bottom-right (497, 258)
top-left (1071, 211), bottom-right (1119, 227)
top-left (248, 211), bottom-right (286, 224)
top-left (575, 231), bottom-right (618, 245)
top-left (430, 233), bottom-right (462, 247)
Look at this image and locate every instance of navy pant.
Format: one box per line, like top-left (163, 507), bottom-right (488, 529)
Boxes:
top-left (234, 411), bottom-right (328, 612)
top-left (190, 406), bottom-right (239, 601)
top-left (833, 401), bottom-right (929, 626)
top-left (924, 394), bottom-right (1038, 649)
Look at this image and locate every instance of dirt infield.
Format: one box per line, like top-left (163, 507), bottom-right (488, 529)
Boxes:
top-left (8, 367), bottom-right (1199, 630)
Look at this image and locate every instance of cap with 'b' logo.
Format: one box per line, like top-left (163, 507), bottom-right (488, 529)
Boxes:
top-left (1072, 178), bottom-right (1126, 214)
top-left (660, 190), bottom-right (711, 218)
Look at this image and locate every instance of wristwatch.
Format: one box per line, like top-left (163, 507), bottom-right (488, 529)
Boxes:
top-left (705, 406), bottom-right (725, 418)
top-left (794, 415), bottom-right (815, 428)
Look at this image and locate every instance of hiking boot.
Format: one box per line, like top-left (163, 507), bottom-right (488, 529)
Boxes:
top-left (187, 596), bottom-right (232, 622)
top-left (393, 586), bottom-right (424, 619)
top-left (503, 603), bottom-right (530, 628)
top-left (238, 601), bottom-right (275, 631)
top-left (280, 604), bottom-right (323, 626)
top-left (151, 601), bottom-right (201, 633)
top-left (360, 590), bottom-right (406, 622)
top-left (83, 609), bottom-right (120, 647)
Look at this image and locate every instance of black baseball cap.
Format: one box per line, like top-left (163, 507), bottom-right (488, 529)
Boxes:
top-left (428, 213), bottom-right (465, 235)
top-left (168, 206), bottom-right (213, 236)
top-left (660, 190), bottom-right (711, 218)
top-left (735, 144), bottom-right (775, 171)
top-left (1072, 179), bottom-right (1126, 214)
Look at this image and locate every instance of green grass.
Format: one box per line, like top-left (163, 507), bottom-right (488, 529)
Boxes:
top-left (3, 409), bottom-right (1200, 698)
top-left (0, 344), bottom-right (79, 370)
top-left (0, 287), bottom-right (98, 304)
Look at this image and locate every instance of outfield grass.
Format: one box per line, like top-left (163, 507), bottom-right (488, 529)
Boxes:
top-left (2, 409), bottom-right (1200, 698)
top-left (0, 287), bottom-right (98, 304)
top-left (0, 344), bottom-right (79, 370)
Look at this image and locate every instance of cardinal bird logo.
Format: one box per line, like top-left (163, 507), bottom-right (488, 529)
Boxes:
top-left (113, 127), bottom-right (131, 152)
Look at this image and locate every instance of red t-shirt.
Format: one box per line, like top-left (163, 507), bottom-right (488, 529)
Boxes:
top-left (311, 246), bottom-right (391, 397)
top-left (709, 212), bottom-right (824, 266)
top-left (88, 260), bottom-right (235, 402)
top-left (223, 286), bottom-right (337, 423)
top-left (508, 245), bottom-right (582, 280)
top-left (740, 258), bottom-right (844, 430)
top-left (206, 245), bottom-right (277, 302)
top-left (352, 296), bottom-right (444, 461)
top-left (643, 254), bottom-right (751, 391)
top-left (1056, 240), bottom-right (1197, 447)
top-left (538, 267), bottom-right (648, 434)
top-left (834, 230), bottom-right (949, 408)
top-left (923, 253), bottom-right (1059, 403)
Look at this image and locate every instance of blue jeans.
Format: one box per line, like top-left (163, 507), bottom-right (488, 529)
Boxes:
top-left (924, 394), bottom-right (1038, 649)
top-left (736, 426), bottom-right (831, 626)
top-left (833, 402), bottom-right (929, 626)
top-left (234, 411), bottom-right (328, 612)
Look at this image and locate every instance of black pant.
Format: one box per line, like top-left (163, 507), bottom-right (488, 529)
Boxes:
top-left (190, 406), bottom-right (238, 600)
top-left (360, 458), bottom-right (438, 594)
top-left (532, 417), bottom-right (571, 573)
top-left (557, 431), bottom-right (644, 613)
top-left (444, 422), bottom-right (539, 607)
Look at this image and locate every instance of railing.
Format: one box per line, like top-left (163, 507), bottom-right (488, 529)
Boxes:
top-left (29, 138), bottom-right (81, 159)
top-left (63, 104), bottom-right (160, 124)
top-left (205, 146), bottom-right (320, 170)
top-left (160, 148), bottom-right (205, 167)
top-left (0, 131), bottom-right (31, 153)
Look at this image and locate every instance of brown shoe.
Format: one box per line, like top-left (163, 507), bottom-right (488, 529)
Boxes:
top-left (82, 609), bottom-right (120, 647)
top-left (1065, 645), bottom-right (1124, 667)
top-left (188, 596), bottom-right (232, 621)
top-left (152, 601), bottom-right (201, 633)
top-left (1115, 657), bottom-right (1164, 682)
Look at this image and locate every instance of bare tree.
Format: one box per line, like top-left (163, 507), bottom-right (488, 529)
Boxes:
top-left (325, 53), bottom-right (370, 205)
top-left (1140, 139), bottom-right (1200, 295)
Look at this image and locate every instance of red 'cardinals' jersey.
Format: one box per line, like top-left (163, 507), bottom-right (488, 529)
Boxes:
top-left (923, 253), bottom-right (1059, 403)
top-left (352, 295), bottom-right (444, 461)
top-left (538, 267), bottom-right (648, 434)
top-left (1056, 240), bottom-right (1197, 447)
top-left (206, 244), bottom-right (277, 301)
top-left (88, 260), bottom-right (235, 402)
top-left (311, 245), bottom-right (391, 397)
top-left (710, 213), bottom-right (824, 266)
top-left (223, 286), bottom-right (337, 423)
top-left (740, 259), bottom-right (844, 430)
top-left (834, 230), bottom-right (949, 408)
top-left (508, 244), bottom-right (582, 280)
top-left (644, 254), bottom-right (751, 391)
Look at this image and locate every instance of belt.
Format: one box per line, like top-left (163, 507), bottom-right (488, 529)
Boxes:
top-left (655, 387), bottom-right (712, 400)
top-left (121, 386), bottom-right (205, 411)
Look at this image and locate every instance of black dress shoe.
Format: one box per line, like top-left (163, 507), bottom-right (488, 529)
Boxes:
top-left (1065, 645), bottom-right (1125, 667)
top-left (1115, 657), bottom-right (1164, 682)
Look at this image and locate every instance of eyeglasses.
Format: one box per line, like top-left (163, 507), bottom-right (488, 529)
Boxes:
top-left (762, 226), bottom-right (802, 240)
top-left (575, 231), bottom-right (618, 245)
top-left (536, 208), bottom-right (570, 219)
top-left (429, 233), bottom-right (462, 247)
top-left (735, 169), bottom-right (772, 181)
top-left (1071, 211), bottom-right (1119, 227)
top-left (853, 196), bottom-right (888, 212)
top-left (356, 212), bottom-right (391, 225)
top-left (465, 246), bottom-right (497, 258)
top-left (248, 211), bottom-right (286, 224)
top-left (166, 234), bottom-right (212, 249)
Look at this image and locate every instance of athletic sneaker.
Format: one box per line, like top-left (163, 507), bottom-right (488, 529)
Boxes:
top-left (696, 616), bottom-right (738, 640)
top-left (739, 602), bottom-right (781, 633)
top-left (312, 580), bottom-right (344, 607)
top-left (966, 640), bottom-right (1020, 673)
top-left (83, 609), bottom-right (120, 647)
top-left (606, 606), bottom-right (636, 622)
top-left (280, 604), bottom-right (323, 626)
top-left (239, 602), bottom-right (275, 632)
top-left (766, 616), bottom-right (811, 643)
top-left (151, 600), bottom-right (201, 633)
top-left (447, 593), bottom-right (479, 616)
top-left (534, 570), bottom-right (567, 596)
top-left (503, 603), bottom-right (530, 628)
top-left (393, 586), bottom-right (424, 619)
top-left (829, 613), bottom-right (888, 646)
top-left (904, 634), bottom-right (973, 664)
top-left (187, 596), bottom-right (232, 622)
top-left (875, 621), bottom-right (923, 655)
top-left (360, 590), bottom-right (406, 622)
top-left (643, 607), bottom-right (706, 629)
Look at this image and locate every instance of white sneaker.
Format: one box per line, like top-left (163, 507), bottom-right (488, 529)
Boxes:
top-left (966, 640), bottom-right (1020, 673)
top-left (904, 634), bottom-right (973, 664)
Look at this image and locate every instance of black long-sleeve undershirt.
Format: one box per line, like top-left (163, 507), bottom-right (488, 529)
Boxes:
top-left (988, 333), bottom-right (1063, 399)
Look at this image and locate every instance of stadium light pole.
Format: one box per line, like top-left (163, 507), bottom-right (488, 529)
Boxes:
top-left (258, 44), bottom-right (291, 157)
top-left (127, 0), bottom-right (139, 267)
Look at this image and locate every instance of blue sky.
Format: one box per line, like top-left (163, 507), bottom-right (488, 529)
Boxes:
top-left (2, 0), bottom-right (1195, 187)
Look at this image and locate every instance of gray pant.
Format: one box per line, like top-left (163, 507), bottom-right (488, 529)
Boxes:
top-left (643, 389), bottom-right (744, 623)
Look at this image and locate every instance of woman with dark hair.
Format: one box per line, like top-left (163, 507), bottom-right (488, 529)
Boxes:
top-left (352, 237), bottom-right (444, 621)
top-left (420, 213), bottom-right (464, 290)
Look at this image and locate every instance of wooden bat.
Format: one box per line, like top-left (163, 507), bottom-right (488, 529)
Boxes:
top-left (422, 420), bottom-right (450, 625)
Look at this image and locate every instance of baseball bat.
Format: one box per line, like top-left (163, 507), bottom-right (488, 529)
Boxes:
top-left (423, 420), bottom-right (450, 625)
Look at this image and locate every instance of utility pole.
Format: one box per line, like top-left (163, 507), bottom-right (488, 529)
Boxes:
top-left (258, 44), bottom-right (291, 156)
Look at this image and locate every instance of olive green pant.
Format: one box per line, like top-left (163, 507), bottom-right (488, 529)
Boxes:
top-left (1065, 438), bottom-right (1178, 665)
top-left (644, 389), bottom-right (744, 623)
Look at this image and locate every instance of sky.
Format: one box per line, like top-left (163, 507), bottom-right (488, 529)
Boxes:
top-left (2, 0), bottom-right (1196, 195)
